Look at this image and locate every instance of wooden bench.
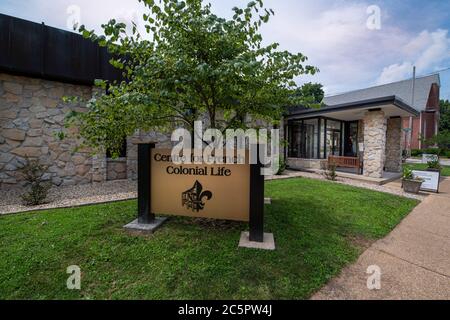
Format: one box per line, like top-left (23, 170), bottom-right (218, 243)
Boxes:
top-left (328, 156), bottom-right (362, 174)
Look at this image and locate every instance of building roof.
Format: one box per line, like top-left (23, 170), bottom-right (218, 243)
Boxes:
top-left (323, 74), bottom-right (440, 112)
top-left (287, 95), bottom-right (419, 120)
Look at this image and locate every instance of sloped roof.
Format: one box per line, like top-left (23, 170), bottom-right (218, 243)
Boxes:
top-left (323, 74), bottom-right (440, 112)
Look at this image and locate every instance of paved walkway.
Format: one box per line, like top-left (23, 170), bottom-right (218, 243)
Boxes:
top-left (312, 177), bottom-right (450, 300)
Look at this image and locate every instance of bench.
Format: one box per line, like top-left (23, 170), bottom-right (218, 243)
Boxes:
top-left (328, 156), bottom-right (362, 174)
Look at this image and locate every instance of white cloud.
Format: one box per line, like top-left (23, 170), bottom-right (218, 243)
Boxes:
top-left (252, 1), bottom-right (411, 95)
top-left (376, 29), bottom-right (450, 84)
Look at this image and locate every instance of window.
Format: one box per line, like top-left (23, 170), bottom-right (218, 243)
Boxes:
top-left (325, 120), bottom-right (342, 158)
top-left (303, 119), bottom-right (319, 158)
top-left (288, 118), bottom-right (319, 159)
top-left (288, 117), bottom-right (348, 159)
top-left (344, 122), bottom-right (359, 157)
top-left (106, 139), bottom-right (127, 158)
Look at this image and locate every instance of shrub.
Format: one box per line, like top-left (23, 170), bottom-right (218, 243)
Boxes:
top-left (20, 157), bottom-right (51, 206)
top-left (423, 148), bottom-right (442, 155)
top-left (411, 148), bottom-right (445, 157)
top-left (324, 162), bottom-right (337, 181)
top-left (427, 159), bottom-right (441, 170)
top-left (276, 157), bottom-right (287, 175)
top-left (402, 167), bottom-right (423, 181)
top-left (402, 167), bottom-right (414, 180)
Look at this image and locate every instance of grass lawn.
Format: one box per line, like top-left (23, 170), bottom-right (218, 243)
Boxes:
top-left (403, 163), bottom-right (450, 176)
top-left (0, 178), bottom-right (418, 300)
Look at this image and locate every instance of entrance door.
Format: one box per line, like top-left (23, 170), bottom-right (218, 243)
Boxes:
top-left (344, 121), bottom-right (359, 157)
top-left (330, 129), bottom-right (341, 156)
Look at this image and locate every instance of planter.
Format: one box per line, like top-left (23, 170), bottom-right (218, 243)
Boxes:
top-left (427, 168), bottom-right (441, 173)
top-left (402, 179), bottom-right (423, 194)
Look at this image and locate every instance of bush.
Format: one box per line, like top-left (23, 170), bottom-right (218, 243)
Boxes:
top-left (427, 159), bottom-right (441, 170)
top-left (324, 162), bottom-right (337, 181)
top-left (423, 148), bottom-right (442, 155)
top-left (20, 157), bottom-right (51, 206)
top-left (411, 148), bottom-right (445, 157)
top-left (276, 157), bottom-right (287, 175)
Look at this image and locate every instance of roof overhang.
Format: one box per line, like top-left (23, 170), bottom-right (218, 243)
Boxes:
top-left (287, 96), bottom-right (419, 121)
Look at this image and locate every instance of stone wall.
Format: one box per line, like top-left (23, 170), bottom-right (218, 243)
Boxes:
top-left (0, 73), bottom-right (95, 189)
top-left (385, 117), bottom-right (402, 172)
top-left (363, 110), bottom-right (387, 178)
top-left (127, 130), bottom-right (173, 181)
top-left (107, 158), bottom-right (127, 181)
top-left (286, 158), bottom-right (325, 170)
top-left (1, 72), bottom-right (281, 189)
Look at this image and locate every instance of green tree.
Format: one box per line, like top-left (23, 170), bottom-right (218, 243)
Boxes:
top-left (424, 130), bottom-right (450, 153)
top-left (295, 82), bottom-right (324, 104)
top-left (439, 99), bottom-right (450, 132)
top-left (65, 0), bottom-right (318, 155)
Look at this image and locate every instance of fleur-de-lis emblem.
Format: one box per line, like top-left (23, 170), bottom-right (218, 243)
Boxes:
top-left (182, 180), bottom-right (213, 212)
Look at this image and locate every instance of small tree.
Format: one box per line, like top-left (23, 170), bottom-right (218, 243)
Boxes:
top-left (20, 157), bottom-right (51, 206)
top-left (65, 0), bottom-right (318, 155)
top-left (295, 82), bottom-right (324, 104)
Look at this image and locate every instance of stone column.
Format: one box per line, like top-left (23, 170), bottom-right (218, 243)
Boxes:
top-left (363, 110), bottom-right (387, 178)
top-left (385, 117), bottom-right (402, 172)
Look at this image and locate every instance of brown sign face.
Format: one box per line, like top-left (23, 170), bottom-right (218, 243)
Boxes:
top-left (150, 149), bottom-right (250, 221)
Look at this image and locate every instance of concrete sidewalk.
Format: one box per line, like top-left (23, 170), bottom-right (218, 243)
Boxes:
top-left (312, 178), bottom-right (450, 300)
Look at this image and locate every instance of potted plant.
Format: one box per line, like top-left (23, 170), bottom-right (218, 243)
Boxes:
top-left (427, 159), bottom-right (441, 172)
top-left (402, 167), bottom-right (423, 194)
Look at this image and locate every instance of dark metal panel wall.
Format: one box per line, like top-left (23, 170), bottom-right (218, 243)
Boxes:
top-left (0, 13), bottom-right (121, 85)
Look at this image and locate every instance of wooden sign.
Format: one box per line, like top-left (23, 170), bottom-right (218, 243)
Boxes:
top-left (151, 149), bottom-right (250, 221)
top-left (135, 143), bottom-right (265, 242)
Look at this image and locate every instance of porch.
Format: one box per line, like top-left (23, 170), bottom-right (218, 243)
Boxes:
top-left (285, 96), bottom-right (420, 179)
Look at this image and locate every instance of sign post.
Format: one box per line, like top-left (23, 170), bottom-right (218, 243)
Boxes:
top-left (124, 143), bottom-right (168, 233)
top-left (137, 143), bottom-right (155, 224)
top-left (249, 144), bottom-right (264, 242)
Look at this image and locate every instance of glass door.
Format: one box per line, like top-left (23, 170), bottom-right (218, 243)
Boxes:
top-left (330, 130), bottom-right (341, 156)
top-left (344, 121), bottom-right (359, 157)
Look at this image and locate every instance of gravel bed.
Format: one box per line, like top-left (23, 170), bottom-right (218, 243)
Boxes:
top-left (1, 180), bottom-right (137, 215)
top-left (1, 170), bottom-right (425, 215)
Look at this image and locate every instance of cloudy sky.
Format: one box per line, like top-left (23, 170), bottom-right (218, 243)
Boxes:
top-left (1, 0), bottom-right (449, 100)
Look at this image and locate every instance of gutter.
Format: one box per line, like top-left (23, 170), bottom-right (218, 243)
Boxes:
top-left (287, 95), bottom-right (420, 119)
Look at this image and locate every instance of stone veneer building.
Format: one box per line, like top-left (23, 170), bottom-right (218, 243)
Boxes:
top-left (0, 14), bottom-right (173, 190)
top-left (0, 14), bottom-right (441, 189)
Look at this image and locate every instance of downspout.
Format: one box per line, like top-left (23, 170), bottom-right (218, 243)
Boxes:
top-left (409, 66), bottom-right (416, 153)
top-left (419, 112), bottom-right (423, 149)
